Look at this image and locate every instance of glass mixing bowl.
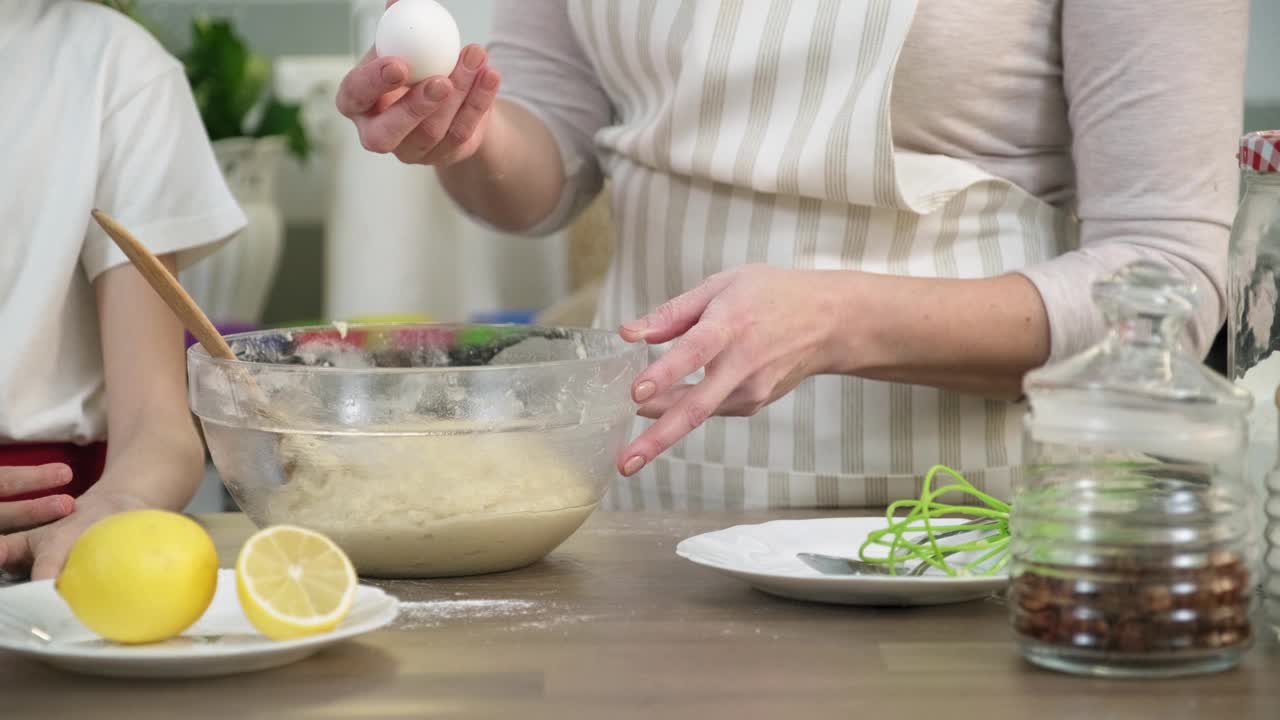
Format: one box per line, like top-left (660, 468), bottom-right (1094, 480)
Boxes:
top-left (188, 323), bottom-right (644, 578)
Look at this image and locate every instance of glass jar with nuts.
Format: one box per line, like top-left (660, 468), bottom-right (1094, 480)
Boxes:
top-left (1012, 262), bottom-right (1259, 678)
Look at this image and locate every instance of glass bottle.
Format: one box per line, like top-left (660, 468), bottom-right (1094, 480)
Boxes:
top-left (1228, 130), bottom-right (1280, 517)
top-left (1227, 131), bottom-right (1280, 643)
top-left (1011, 261), bottom-right (1256, 678)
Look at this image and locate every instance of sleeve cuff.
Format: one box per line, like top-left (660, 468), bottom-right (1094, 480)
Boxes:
top-left (82, 204), bottom-right (248, 281)
top-left (1017, 260), bottom-right (1101, 364)
top-left (1018, 248), bottom-right (1222, 363)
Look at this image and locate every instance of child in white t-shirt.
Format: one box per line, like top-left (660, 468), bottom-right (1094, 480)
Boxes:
top-left (0, 1), bottom-right (246, 578)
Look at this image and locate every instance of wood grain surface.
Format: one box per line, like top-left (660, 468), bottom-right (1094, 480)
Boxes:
top-left (3, 511), bottom-right (1276, 720)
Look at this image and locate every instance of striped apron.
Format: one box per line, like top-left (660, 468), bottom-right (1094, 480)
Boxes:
top-left (569, 0), bottom-right (1078, 510)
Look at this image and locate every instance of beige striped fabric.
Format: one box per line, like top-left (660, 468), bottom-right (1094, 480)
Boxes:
top-left (566, 0), bottom-right (1078, 510)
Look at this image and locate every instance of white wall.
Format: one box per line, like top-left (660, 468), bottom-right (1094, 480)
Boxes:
top-left (436, 0), bottom-right (495, 44)
top-left (1248, 0), bottom-right (1280, 103)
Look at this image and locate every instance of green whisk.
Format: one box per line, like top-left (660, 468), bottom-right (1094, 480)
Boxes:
top-left (856, 465), bottom-right (1011, 577)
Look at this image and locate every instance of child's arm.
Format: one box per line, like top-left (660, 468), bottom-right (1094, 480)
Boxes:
top-left (90, 254), bottom-right (206, 510)
top-left (0, 255), bottom-right (205, 579)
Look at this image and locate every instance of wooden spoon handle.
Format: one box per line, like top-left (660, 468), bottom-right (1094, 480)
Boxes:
top-left (90, 209), bottom-right (237, 362)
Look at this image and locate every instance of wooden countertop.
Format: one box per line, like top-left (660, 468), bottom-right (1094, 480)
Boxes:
top-left (5, 511), bottom-right (1278, 719)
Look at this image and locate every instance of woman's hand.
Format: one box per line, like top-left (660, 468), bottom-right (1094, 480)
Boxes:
top-left (336, 1), bottom-right (569, 233)
top-left (615, 265), bottom-right (843, 477)
top-left (336, 38), bottom-right (501, 166)
top-left (0, 464), bottom-right (75, 533)
top-left (0, 491), bottom-right (146, 580)
top-left (613, 267), bottom-right (1052, 477)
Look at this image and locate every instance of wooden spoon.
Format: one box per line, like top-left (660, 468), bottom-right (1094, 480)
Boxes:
top-left (89, 209), bottom-right (282, 423)
top-left (90, 209), bottom-right (236, 362)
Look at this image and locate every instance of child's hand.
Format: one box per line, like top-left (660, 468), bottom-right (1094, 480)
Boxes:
top-left (0, 464), bottom-right (75, 533)
top-left (0, 491), bottom-right (145, 580)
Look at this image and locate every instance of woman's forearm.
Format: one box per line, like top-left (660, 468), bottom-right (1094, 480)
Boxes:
top-left (828, 271), bottom-right (1051, 399)
top-left (614, 266), bottom-right (1050, 468)
top-left (436, 99), bottom-right (567, 233)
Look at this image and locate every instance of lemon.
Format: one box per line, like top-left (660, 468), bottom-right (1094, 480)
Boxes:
top-left (236, 525), bottom-right (357, 641)
top-left (56, 510), bottom-right (218, 645)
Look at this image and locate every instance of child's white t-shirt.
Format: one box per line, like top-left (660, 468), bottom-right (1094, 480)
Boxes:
top-left (0, 1), bottom-right (247, 445)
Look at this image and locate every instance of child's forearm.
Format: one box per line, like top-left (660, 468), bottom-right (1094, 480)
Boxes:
top-left (92, 257), bottom-right (207, 512)
top-left (86, 419), bottom-right (205, 510)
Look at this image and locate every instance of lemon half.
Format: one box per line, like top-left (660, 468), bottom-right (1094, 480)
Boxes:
top-left (56, 510), bottom-right (218, 645)
top-left (235, 525), bottom-right (357, 641)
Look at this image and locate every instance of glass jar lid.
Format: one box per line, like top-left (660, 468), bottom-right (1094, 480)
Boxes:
top-left (1024, 261), bottom-right (1251, 461)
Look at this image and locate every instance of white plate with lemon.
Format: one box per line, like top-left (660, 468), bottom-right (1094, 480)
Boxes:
top-left (0, 512), bottom-right (399, 679)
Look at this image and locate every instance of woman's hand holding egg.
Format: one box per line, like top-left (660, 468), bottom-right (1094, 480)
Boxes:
top-left (336, 0), bottom-right (501, 166)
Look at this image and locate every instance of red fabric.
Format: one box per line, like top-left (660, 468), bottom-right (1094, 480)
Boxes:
top-left (0, 442), bottom-right (107, 501)
top-left (1239, 130), bottom-right (1280, 173)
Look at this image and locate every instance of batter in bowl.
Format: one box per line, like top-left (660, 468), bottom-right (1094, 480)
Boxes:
top-left (263, 428), bottom-right (601, 577)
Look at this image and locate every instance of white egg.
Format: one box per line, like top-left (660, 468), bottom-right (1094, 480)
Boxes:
top-left (375, 0), bottom-right (462, 84)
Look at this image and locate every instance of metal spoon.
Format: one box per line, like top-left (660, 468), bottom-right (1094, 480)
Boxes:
top-left (796, 552), bottom-right (933, 576)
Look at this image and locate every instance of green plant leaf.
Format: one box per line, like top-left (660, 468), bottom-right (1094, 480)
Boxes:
top-left (182, 17), bottom-right (267, 140)
top-left (254, 99), bottom-right (312, 162)
top-left (101, 7), bottom-right (311, 160)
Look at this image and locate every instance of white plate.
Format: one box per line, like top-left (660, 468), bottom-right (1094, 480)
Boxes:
top-left (0, 569), bottom-right (399, 679)
top-left (676, 517), bottom-right (1008, 607)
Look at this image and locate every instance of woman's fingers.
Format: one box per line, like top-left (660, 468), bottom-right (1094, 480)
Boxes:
top-left (0, 464), bottom-right (72, 498)
top-left (619, 366), bottom-right (742, 476)
top-left (636, 383), bottom-right (693, 418)
top-left (621, 272), bottom-right (736, 345)
top-left (619, 274), bottom-right (748, 469)
top-left (360, 77), bottom-right (452, 154)
top-left (428, 67), bottom-right (502, 165)
top-left (339, 41), bottom-right (497, 167)
top-left (638, 371), bottom-right (785, 419)
top-left (0, 495), bottom-right (74, 535)
top-left (450, 67), bottom-right (501, 143)
top-left (402, 46), bottom-right (489, 154)
top-left (336, 53), bottom-right (409, 118)
top-left (631, 319), bottom-right (734, 403)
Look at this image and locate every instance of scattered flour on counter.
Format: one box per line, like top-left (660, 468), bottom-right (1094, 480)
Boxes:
top-left (395, 599), bottom-right (541, 629)
top-left (392, 599), bottom-right (596, 631)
